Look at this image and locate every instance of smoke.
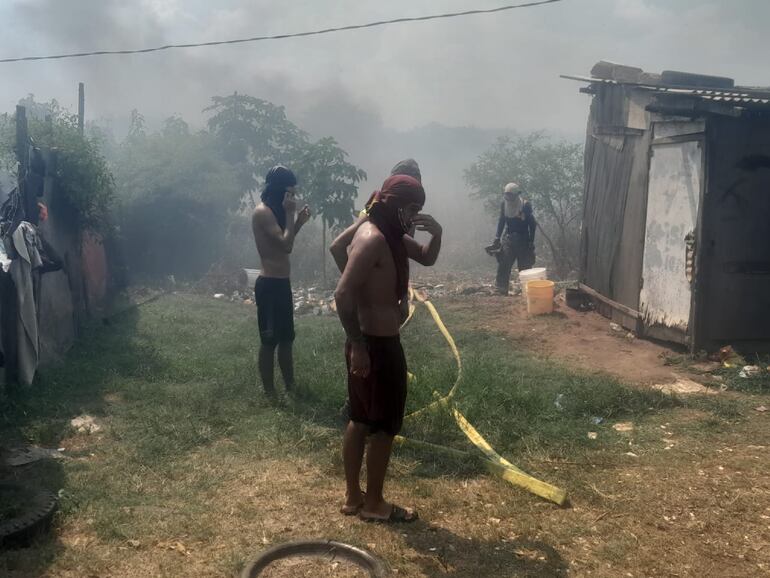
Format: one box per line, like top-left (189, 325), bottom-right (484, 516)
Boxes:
top-left (1, 0), bottom-right (768, 276)
top-left (2, 0), bottom-right (767, 134)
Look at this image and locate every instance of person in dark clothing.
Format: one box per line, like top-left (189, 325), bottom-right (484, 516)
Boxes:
top-left (251, 166), bottom-right (311, 396)
top-left (487, 182), bottom-right (536, 295)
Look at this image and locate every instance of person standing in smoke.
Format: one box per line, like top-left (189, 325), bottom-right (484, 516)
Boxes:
top-left (486, 182), bottom-right (536, 295)
top-left (251, 166), bottom-right (311, 397)
top-left (330, 159), bottom-right (424, 422)
top-left (329, 158), bottom-right (422, 275)
top-left (335, 174), bottom-right (442, 522)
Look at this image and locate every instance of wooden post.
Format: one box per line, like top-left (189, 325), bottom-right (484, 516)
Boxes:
top-left (78, 82), bottom-right (85, 135)
top-left (15, 105), bottom-right (36, 220)
top-left (15, 105), bottom-right (28, 172)
top-left (322, 217), bottom-right (327, 288)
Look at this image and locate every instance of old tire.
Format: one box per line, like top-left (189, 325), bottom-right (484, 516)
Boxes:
top-left (0, 482), bottom-right (58, 548)
top-left (241, 540), bottom-right (388, 577)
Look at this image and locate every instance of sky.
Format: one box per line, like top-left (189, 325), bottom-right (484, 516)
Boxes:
top-left (0, 0), bottom-right (767, 271)
top-left (0, 0), bottom-right (767, 137)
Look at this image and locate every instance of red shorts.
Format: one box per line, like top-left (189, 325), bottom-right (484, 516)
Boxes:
top-left (345, 335), bottom-right (407, 436)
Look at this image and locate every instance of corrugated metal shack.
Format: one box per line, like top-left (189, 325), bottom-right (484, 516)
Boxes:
top-left (564, 62), bottom-right (770, 353)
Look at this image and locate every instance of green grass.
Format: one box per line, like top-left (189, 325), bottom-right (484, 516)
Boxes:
top-left (715, 358), bottom-right (770, 394)
top-left (0, 293), bottom-right (729, 478)
top-left (0, 293), bottom-right (746, 576)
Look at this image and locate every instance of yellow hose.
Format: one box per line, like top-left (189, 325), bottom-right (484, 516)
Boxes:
top-left (400, 288), bottom-right (568, 506)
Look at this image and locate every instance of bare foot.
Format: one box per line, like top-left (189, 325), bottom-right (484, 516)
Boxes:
top-left (340, 491), bottom-right (365, 516)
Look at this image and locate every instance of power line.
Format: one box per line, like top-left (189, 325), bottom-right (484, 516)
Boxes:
top-left (0, 0), bottom-right (564, 64)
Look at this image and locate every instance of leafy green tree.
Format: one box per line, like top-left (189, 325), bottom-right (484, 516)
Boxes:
top-left (205, 93), bottom-right (306, 207)
top-left (294, 136), bottom-right (366, 282)
top-left (7, 95), bottom-right (115, 231)
top-left (111, 115), bottom-right (240, 279)
top-left (465, 133), bottom-right (583, 278)
top-left (205, 94), bottom-right (366, 283)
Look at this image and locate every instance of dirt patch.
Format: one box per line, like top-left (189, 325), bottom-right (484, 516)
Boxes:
top-left (652, 377), bottom-right (718, 395)
top-left (443, 293), bottom-right (703, 387)
top-left (259, 557), bottom-right (369, 577)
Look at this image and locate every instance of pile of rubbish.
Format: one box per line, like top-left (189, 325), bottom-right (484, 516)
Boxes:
top-left (293, 287), bottom-right (337, 316)
top-left (212, 290), bottom-right (253, 304)
top-left (208, 279), bottom-right (338, 317)
top-left (709, 345), bottom-right (769, 380)
top-left (199, 267), bottom-right (578, 312)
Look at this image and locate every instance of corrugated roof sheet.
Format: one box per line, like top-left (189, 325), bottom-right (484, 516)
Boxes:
top-left (561, 74), bottom-right (770, 106)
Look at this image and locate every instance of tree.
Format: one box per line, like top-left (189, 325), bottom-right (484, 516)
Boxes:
top-left (294, 137), bottom-right (367, 283)
top-left (205, 93), bottom-right (307, 207)
top-left (110, 114), bottom-right (241, 279)
top-left (205, 93), bottom-right (366, 284)
top-left (464, 133), bottom-right (583, 279)
top-left (12, 96), bottom-right (115, 231)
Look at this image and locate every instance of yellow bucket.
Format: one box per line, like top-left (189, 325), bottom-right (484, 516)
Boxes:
top-left (526, 280), bottom-right (554, 315)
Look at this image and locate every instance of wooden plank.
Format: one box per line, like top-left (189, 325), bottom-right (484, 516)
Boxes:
top-left (15, 105), bottom-right (28, 170)
top-left (578, 283), bottom-right (640, 319)
top-left (651, 134), bottom-right (705, 146)
top-left (78, 83), bottom-right (85, 135)
top-left (594, 126), bottom-right (645, 137)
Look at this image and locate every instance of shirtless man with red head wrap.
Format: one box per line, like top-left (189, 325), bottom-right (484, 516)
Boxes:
top-left (334, 173), bottom-right (442, 523)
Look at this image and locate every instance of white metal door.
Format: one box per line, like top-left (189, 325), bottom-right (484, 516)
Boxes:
top-left (640, 140), bottom-right (702, 333)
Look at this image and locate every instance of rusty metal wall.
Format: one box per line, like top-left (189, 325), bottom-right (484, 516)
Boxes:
top-left (698, 115), bottom-right (770, 349)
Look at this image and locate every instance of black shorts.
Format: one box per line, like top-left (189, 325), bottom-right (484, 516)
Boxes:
top-left (345, 335), bottom-right (407, 436)
top-left (254, 277), bottom-right (295, 345)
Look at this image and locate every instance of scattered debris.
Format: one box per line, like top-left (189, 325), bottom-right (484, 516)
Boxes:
top-left (610, 322), bottom-right (623, 333)
top-left (4, 445), bottom-right (65, 466)
top-left (70, 414), bottom-right (102, 434)
top-left (613, 422), bottom-right (634, 433)
top-left (739, 365), bottom-right (762, 378)
top-left (755, 406), bottom-right (768, 413)
top-left (711, 345), bottom-right (746, 368)
top-left (460, 285), bottom-right (492, 296)
top-left (625, 452), bottom-right (639, 458)
top-left (213, 293), bottom-right (225, 299)
top-left (652, 378), bottom-right (716, 395)
top-left (565, 287), bottom-right (593, 311)
top-left (293, 287), bottom-right (337, 317)
top-left (157, 540), bottom-right (191, 556)
top-left (589, 416), bottom-right (604, 425)
top-left (554, 393), bottom-right (565, 411)
top-left (690, 361), bottom-right (720, 373)
top-left (587, 432), bottom-right (598, 440)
